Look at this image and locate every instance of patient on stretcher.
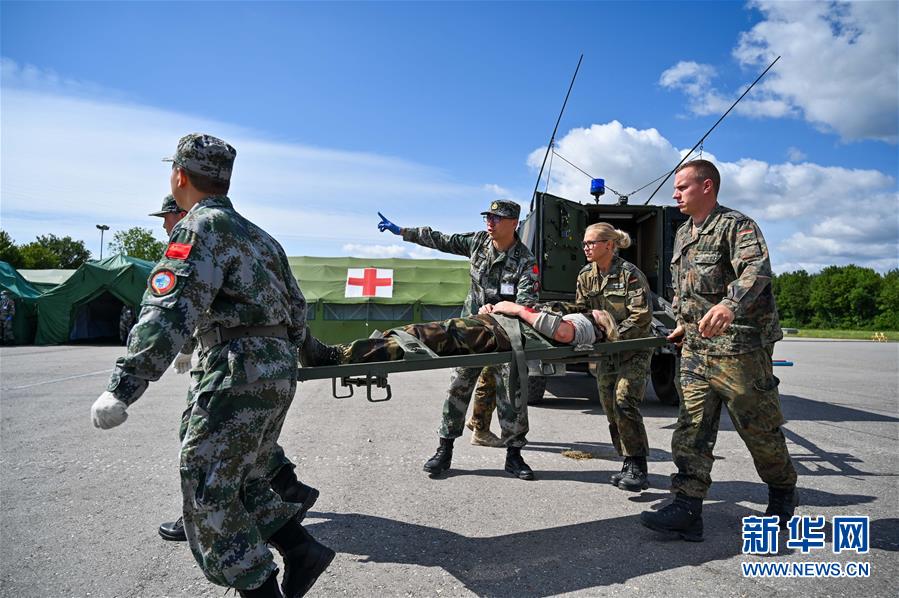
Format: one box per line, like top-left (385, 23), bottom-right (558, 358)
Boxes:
top-left (300, 301), bottom-right (617, 367)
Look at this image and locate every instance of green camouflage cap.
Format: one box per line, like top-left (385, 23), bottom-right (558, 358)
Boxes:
top-left (481, 199), bottom-right (521, 219)
top-left (162, 133), bottom-right (237, 182)
top-left (148, 194), bottom-right (182, 217)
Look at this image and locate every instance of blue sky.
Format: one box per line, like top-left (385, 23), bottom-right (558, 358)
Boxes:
top-left (2, 1), bottom-right (897, 273)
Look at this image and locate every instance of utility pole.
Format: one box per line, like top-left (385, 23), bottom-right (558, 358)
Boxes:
top-left (96, 224), bottom-right (109, 260)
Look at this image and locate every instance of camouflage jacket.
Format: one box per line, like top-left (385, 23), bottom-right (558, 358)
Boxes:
top-left (402, 227), bottom-right (538, 316)
top-left (1, 298), bottom-right (15, 319)
top-left (671, 203), bottom-right (782, 355)
top-left (575, 256), bottom-right (652, 341)
top-left (106, 195), bottom-right (307, 405)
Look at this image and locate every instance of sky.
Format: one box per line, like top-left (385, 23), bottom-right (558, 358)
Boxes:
top-left (1, 0), bottom-right (897, 273)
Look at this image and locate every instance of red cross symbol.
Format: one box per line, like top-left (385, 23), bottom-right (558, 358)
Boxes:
top-left (346, 268), bottom-right (393, 297)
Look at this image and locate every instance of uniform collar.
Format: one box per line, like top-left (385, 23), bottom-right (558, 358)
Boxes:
top-left (593, 254), bottom-right (622, 279)
top-left (190, 195), bottom-right (233, 212)
top-left (693, 203), bottom-right (724, 236)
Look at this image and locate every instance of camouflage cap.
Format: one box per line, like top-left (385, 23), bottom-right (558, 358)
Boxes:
top-left (148, 194), bottom-right (182, 217)
top-left (481, 199), bottom-right (521, 220)
top-left (162, 133), bottom-right (237, 182)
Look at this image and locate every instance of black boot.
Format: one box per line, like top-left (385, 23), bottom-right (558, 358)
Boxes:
top-left (618, 456), bottom-right (649, 492)
top-left (238, 570), bottom-right (284, 598)
top-left (640, 493), bottom-right (704, 542)
top-left (158, 516), bottom-right (186, 542)
top-left (765, 486), bottom-right (798, 529)
top-left (505, 446), bottom-right (535, 480)
top-left (423, 438), bottom-right (454, 475)
top-left (268, 517), bottom-right (335, 598)
top-left (271, 466), bottom-right (320, 521)
top-left (610, 460), bottom-right (628, 487)
top-left (298, 334), bottom-right (341, 367)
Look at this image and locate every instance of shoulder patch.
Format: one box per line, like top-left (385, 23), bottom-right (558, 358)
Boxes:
top-left (578, 264), bottom-right (592, 274)
top-left (149, 270), bottom-right (177, 296)
top-left (165, 242), bottom-right (193, 260)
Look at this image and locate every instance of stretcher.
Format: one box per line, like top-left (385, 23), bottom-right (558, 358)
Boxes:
top-left (296, 331), bottom-right (668, 403)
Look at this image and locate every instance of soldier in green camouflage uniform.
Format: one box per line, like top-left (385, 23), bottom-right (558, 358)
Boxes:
top-left (377, 201), bottom-right (538, 479)
top-left (576, 223), bottom-right (653, 492)
top-left (467, 369), bottom-right (502, 446)
top-left (641, 159), bottom-right (796, 543)
top-left (92, 134), bottom-right (333, 597)
top-left (1, 290), bottom-right (16, 345)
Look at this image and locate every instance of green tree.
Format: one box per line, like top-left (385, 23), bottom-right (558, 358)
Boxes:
top-left (0, 230), bottom-right (23, 267)
top-left (18, 242), bottom-right (61, 269)
top-left (874, 269), bottom-right (899, 330)
top-left (773, 270), bottom-right (812, 327)
top-left (108, 227), bottom-right (166, 262)
top-left (35, 234), bottom-right (91, 268)
top-left (809, 265), bottom-right (881, 329)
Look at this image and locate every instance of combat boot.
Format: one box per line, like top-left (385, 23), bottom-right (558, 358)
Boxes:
top-left (268, 517), bottom-right (335, 598)
top-left (618, 456), bottom-right (649, 492)
top-left (158, 516), bottom-right (186, 542)
top-left (765, 486), bottom-right (799, 529)
top-left (238, 570), bottom-right (283, 598)
top-left (270, 466), bottom-right (320, 521)
top-left (610, 461), bottom-right (628, 487)
top-left (640, 494), bottom-right (704, 542)
top-left (505, 446), bottom-right (535, 480)
top-left (298, 334), bottom-right (341, 367)
top-left (423, 438), bottom-right (454, 475)
top-left (471, 429), bottom-right (504, 447)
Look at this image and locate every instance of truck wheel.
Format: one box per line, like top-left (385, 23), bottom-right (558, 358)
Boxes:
top-left (651, 354), bottom-right (680, 406)
top-left (528, 375), bottom-right (548, 405)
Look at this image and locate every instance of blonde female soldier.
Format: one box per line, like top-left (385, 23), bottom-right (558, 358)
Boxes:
top-left (577, 223), bottom-right (653, 492)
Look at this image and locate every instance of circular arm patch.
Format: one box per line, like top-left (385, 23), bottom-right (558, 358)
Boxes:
top-left (150, 270), bottom-right (177, 295)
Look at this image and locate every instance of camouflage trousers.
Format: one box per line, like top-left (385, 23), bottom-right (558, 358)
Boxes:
top-left (181, 386), bottom-right (292, 477)
top-left (596, 350), bottom-right (651, 457)
top-left (671, 346), bottom-right (797, 499)
top-left (180, 379), bottom-right (301, 590)
top-left (441, 363), bottom-right (527, 447)
top-left (0, 320), bottom-right (13, 344)
top-left (469, 369), bottom-right (498, 431)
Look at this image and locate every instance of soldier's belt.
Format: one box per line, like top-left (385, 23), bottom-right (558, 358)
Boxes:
top-left (197, 325), bottom-right (289, 351)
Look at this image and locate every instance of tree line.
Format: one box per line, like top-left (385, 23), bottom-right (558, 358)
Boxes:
top-left (1, 228), bottom-right (165, 268)
top-left (2, 229), bottom-right (896, 330)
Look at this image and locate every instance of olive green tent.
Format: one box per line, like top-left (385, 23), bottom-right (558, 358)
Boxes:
top-left (34, 255), bottom-right (153, 345)
top-left (0, 261), bottom-right (45, 344)
top-left (289, 256), bottom-right (469, 343)
top-left (18, 268), bottom-right (77, 293)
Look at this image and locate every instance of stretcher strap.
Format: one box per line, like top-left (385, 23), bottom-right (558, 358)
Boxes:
top-left (388, 329), bottom-right (440, 360)
top-left (491, 314), bottom-right (529, 412)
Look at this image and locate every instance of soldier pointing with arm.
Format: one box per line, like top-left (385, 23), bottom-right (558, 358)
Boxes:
top-left (640, 159), bottom-right (797, 542)
top-left (91, 134), bottom-right (332, 597)
top-left (378, 200), bottom-right (539, 479)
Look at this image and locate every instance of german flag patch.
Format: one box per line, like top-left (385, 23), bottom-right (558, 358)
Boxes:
top-left (737, 227), bottom-right (755, 236)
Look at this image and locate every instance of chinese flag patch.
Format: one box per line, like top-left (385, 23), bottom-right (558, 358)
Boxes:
top-left (165, 242), bottom-right (193, 260)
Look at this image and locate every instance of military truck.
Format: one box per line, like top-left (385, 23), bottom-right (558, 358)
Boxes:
top-left (518, 191), bottom-right (688, 405)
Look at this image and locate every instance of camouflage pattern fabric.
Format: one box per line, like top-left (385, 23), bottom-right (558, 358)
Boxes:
top-left (181, 379), bottom-right (299, 589)
top-left (576, 256), bottom-right (652, 457)
top-left (671, 346), bottom-right (797, 498)
top-left (0, 293), bottom-right (15, 344)
top-left (163, 133), bottom-right (237, 183)
top-left (480, 199), bottom-right (520, 219)
top-left (105, 193), bottom-right (307, 590)
top-left (401, 226), bottom-right (537, 447)
top-left (149, 194), bottom-right (182, 216)
top-left (670, 203), bottom-right (782, 356)
top-left (469, 368), bottom-right (498, 431)
top-left (118, 306), bottom-right (135, 345)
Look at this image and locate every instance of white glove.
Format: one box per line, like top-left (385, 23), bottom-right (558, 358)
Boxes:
top-left (172, 352), bottom-right (193, 374)
top-left (91, 391), bottom-right (128, 429)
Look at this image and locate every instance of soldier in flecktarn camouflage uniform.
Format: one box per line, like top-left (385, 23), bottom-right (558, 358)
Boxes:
top-left (0, 290), bottom-right (15, 345)
top-left (91, 134), bottom-right (333, 598)
top-left (641, 159), bottom-right (797, 543)
top-left (576, 223), bottom-right (654, 493)
top-left (377, 200), bottom-right (539, 479)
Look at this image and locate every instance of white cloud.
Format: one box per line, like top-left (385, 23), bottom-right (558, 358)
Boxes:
top-left (483, 183), bottom-right (513, 199)
top-left (0, 59), bottom-right (499, 257)
top-left (786, 147), bottom-right (806, 162)
top-left (528, 122), bottom-right (898, 273)
top-left (660, 1), bottom-right (898, 143)
top-left (341, 244), bottom-right (406, 258)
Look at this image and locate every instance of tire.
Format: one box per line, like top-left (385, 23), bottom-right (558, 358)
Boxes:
top-left (527, 375), bottom-right (548, 405)
top-left (651, 353), bottom-right (680, 406)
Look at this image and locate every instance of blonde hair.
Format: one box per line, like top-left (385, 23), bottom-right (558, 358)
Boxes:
top-left (584, 222), bottom-right (631, 251)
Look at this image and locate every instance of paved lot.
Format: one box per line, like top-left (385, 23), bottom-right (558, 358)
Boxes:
top-left (1, 338), bottom-right (897, 597)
